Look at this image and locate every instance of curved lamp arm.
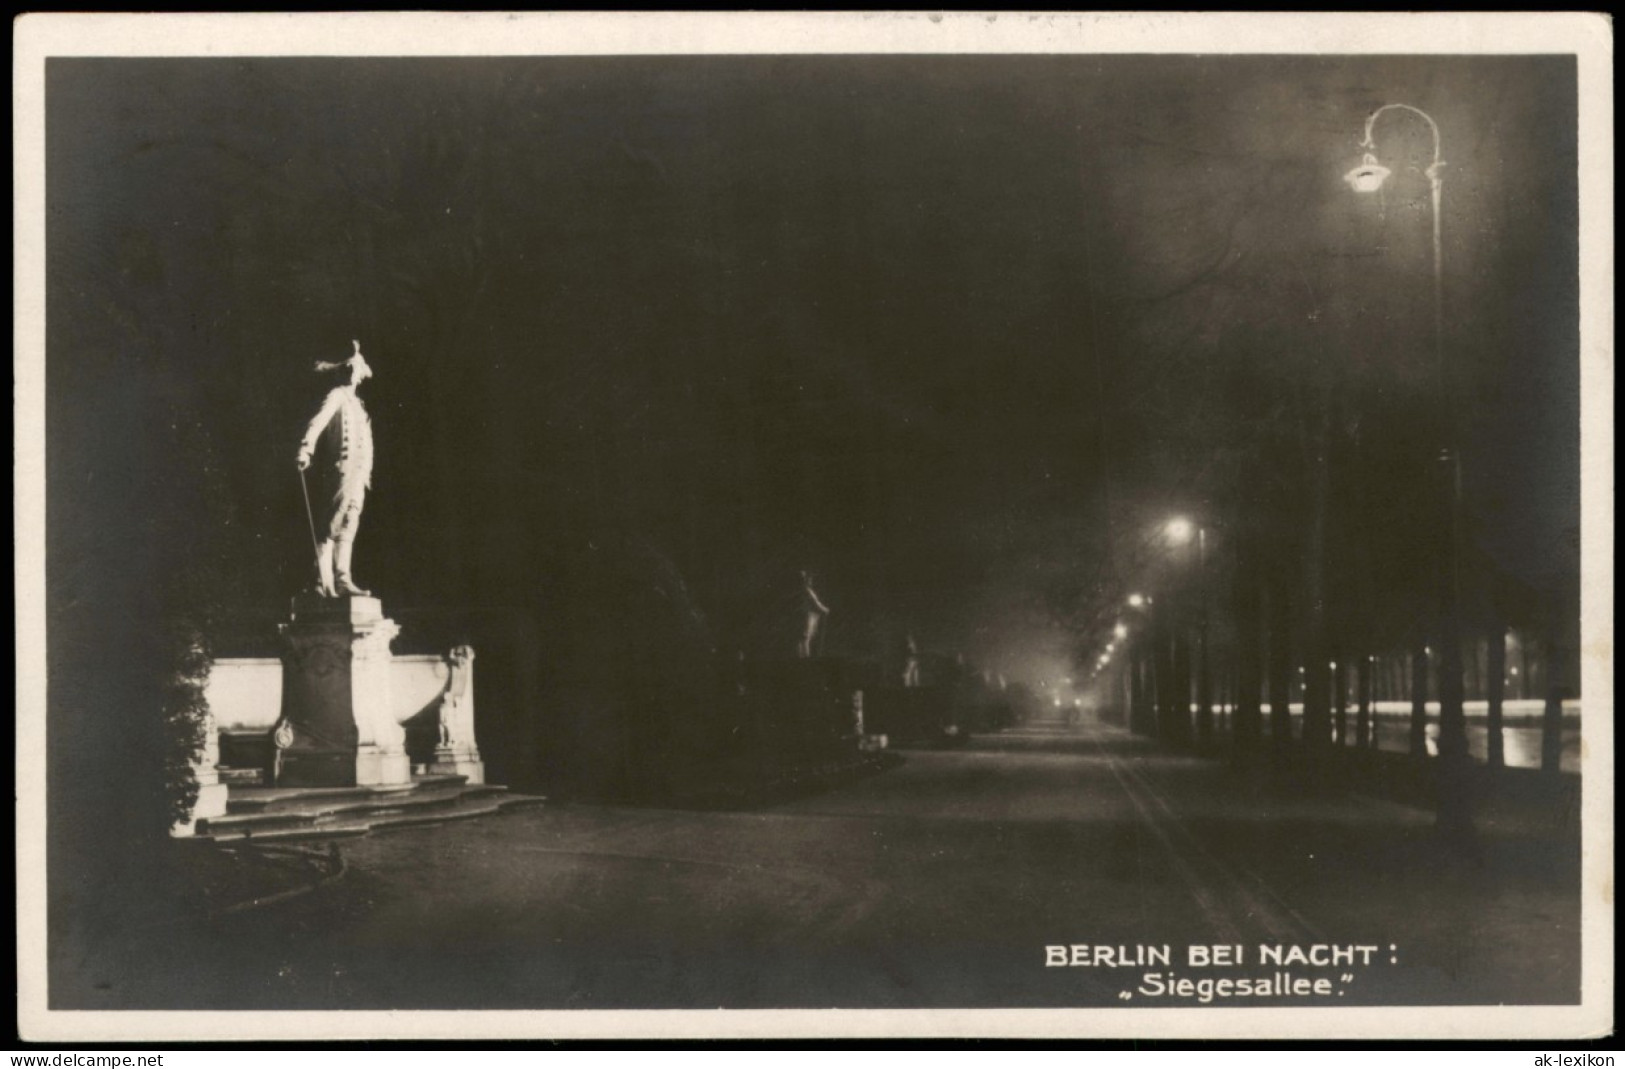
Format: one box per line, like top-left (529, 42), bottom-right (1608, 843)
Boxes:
top-left (1360, 102), bottom-right (1445, 182)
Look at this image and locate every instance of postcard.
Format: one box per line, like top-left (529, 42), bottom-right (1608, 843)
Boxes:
top-left (14, 12), bottom-right (1613, 1043)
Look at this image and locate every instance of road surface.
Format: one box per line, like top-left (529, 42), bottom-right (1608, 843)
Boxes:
top-left (80, 723), bottom-right (1581, 1010)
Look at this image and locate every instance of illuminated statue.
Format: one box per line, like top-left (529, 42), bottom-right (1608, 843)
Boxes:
top-left (796, 570), bottom-right (830, 659)
top-left (297, 340), bottom-right (375, 597)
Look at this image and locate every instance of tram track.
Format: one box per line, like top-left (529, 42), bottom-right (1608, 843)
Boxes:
top-left (1091, 735), bottom-right (1326, 948)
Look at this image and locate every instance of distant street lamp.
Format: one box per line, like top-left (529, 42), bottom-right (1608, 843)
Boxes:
top-left (1161, 515), bottom-right (1214, 747)
top-left (1347, 101), bottom-right (1471, 836)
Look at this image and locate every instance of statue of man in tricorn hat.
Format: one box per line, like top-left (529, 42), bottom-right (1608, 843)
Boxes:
top-left (296, 340), bottom-right (375, 597)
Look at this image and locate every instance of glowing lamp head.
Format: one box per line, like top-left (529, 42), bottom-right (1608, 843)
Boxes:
top-left (1165, 517), bottom-right (1195, 545)
top-left (1344, 153), bottom-right (1391, 193)
top-left (1127, 593), bottom-right (1146, 608)
top-left (1114, 623), bottom-right (1129, 639)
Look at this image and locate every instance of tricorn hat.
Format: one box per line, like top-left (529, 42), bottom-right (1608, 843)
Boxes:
top-left (313, 339), bottom-right (373, 381)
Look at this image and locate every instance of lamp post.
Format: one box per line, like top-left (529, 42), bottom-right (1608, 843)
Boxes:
top-left (1165, 517), bottom-right (1214, 748)
top-left (1196, 524), bottom-right (1212, 749)
top-left (1158, 518), bottom-right (1202, 746)
top-left (1122, 594), bottom-right (1156, 736)
top-left (1346, 103), bottom-right (1472, 839)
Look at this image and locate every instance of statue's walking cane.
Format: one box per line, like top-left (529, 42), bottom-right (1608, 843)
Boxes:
top-left (298, 468), bottom-right (322, 580)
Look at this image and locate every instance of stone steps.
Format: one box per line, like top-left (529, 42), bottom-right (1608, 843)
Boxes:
top-left (224, 773), bottom-right (468, 814)
top-left (208, 787), bottom-right (472, 831)
top-left (197, 776), bottom-right (543, 843)
top-left (203, 796), bottom-right (540, 844)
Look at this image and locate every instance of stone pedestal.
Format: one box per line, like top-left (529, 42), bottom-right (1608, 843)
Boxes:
top-left (191, 778), bottom-right (230, 821)
top-left (847, 689), bottom-right (887, 752)
top-left (275, 593), bottom-right (409, 788)
top-left (429, 747), bottom-right (486, 783)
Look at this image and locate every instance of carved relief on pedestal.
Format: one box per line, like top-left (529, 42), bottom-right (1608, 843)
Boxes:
top-left (276, 627), bottom-right (362, 754)
top-left (280, 633), bottom-right (354, 674)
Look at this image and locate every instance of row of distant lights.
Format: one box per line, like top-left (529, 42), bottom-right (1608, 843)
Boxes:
top-left (1095, 643), bottom-right (1523, 678)
top-left (1091, 517), bottom-right (1192, 677)
top-left (1092, 613), bottom-right (1526, 682)
top-left (1094, 516), bottom-right (1190, 675)
top-left (1087, 597), bottom-right (1149, 678)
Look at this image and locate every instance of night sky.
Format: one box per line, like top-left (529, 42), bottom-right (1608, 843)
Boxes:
top-left (46, 54), bottom-right (1580, 687)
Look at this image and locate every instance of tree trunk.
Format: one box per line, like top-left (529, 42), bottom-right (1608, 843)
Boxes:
top-left (1541, 633), bottom-right (1565, 776)
top-left (1267, 576), bottom-right (1294, 758)
top-left (1486, 623), bottom-right (1506, 769)
top-left (1357, 653), bottom-right (1374, 750)
top-left (1432, 472), bottom-right (1475, 845)
top-left (1171, 626), bottom-right (1193, 746)
top-left (1196, 621), bottom-right (1214, 750)
top-left (1332, 649), bottom-right (1348, 747)
top-left (1138, 643), bottom-right (1157, 737)
top-left (1409, 641), bottom-right (1430, 759)
top-left (1118, 660), bottom-right (1133, 728)
top-left (1152, 614), bottom-right (1172, 741)
top-left (1196, 533), bottom-right (1213, 749)
top-left (1127, 644), bottom-right (1144, 735)
top-left (1232, 537), bottom-right (1264, 753)
top-left (1300, 414), bottom-right (1333, 756)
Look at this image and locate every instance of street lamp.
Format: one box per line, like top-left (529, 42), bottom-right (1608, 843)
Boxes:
top-left (1343, 153), bottom-right (1392, 194)
top-left (1347, 101), bottom-right (1470, 836)
top-left (1165, 517), bottom-right (1195, 546)
top-left (1345, 103), bottom-right (1447, 406)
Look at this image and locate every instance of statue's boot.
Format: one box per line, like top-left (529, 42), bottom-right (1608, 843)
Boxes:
top-left (334, 537), bottom-right (370, 596)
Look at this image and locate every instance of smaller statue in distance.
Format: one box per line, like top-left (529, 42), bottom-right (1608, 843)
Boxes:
top-left (902, 632), bottom-right (921, 688)
top-left (796, 569), bottom-right (831, 660)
